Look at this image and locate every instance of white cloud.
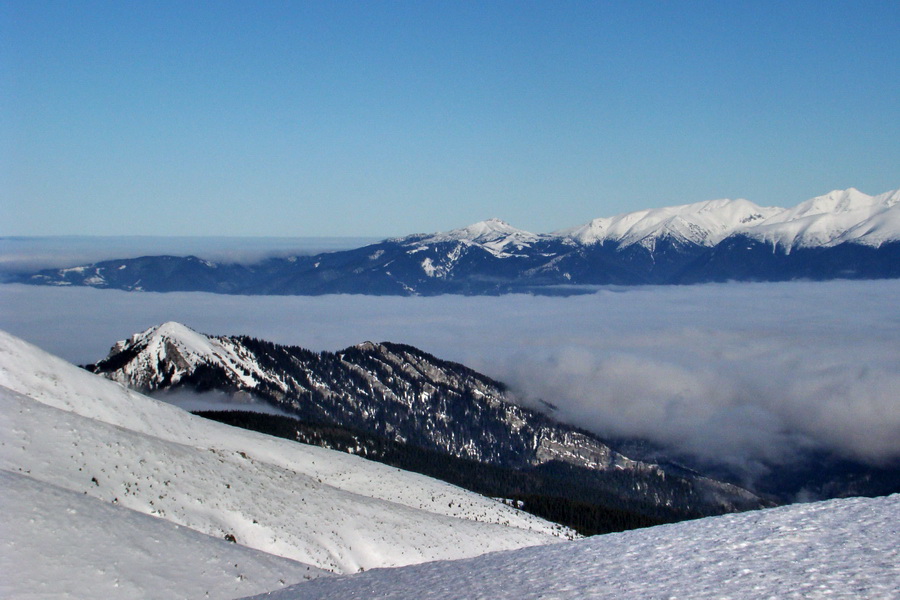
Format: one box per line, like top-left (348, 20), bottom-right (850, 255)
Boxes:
top-left (2, 278), bottom-right (898, 480)
top-left (0, 236), bottom-right (376, 273)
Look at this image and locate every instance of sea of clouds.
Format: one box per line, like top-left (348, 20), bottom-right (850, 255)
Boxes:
top-left (1, 238), bottom-right (898, 485)
top-left (0, 235), bottom-right (377, 273)
top-left (3, 280), bottom-right (898, 479)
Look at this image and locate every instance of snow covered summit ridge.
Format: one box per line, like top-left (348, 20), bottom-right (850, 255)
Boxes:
top-left (398, 187), bottom-right (899, 252)
top-left (556, 187), bottom-right (900, 250)
top-left (556, 197), bottom-right (782, 249)
top-left (748, 187), bottom-right (900, 249)
top-left (401, 217), bottom-right (545, 257)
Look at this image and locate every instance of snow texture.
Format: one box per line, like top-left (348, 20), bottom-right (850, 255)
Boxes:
top-left (1, 468), bottom-right (326, 600)
top-left (245, 493), bottom-right (900, 600)
top-left (0, 329), bottom-right (566, 597)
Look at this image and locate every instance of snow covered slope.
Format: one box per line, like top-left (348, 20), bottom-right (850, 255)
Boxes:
top-left (400, 218), bottom-right (547, 258)
top-left (557, 197), bottom-right (782, 249)
top-left (1, 468), bottom-right (326, 600)
top-left (745, 187), bottom-right (900, 250)
top-left (245, 493), bottom-right (900, 600)
top-left (0, 329), bottom-right (568, 590)
top-left (558, 187), bottom-right (900, 250)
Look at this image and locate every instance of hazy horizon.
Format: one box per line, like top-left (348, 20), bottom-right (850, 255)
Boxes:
top-left (0, 235), bottom-right (380, 273)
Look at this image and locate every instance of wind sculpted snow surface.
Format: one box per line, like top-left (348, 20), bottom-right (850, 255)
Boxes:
top-left (245, 493), bottom-right (900, 600)
top-left (0, 329), bottom-right (569, 598)
top-left (0, 468), bottom-right (327, 600)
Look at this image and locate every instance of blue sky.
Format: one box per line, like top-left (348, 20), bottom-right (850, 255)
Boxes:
top-left (3, 1), bottom-right (898, 237)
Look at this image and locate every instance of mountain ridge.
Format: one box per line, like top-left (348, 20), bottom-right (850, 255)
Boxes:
top-left (85, 321), bottom-right (767, 519)
top-left (0, 327), bottom-right (569, 576)
top-left (13, 187), bottom-right (900, 294)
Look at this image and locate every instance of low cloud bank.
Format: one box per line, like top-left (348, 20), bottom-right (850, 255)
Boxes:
top-left (149, 389), bottom-right (293, 417)
top-left (0, 236), bottom-right (377, 273)
top-left (2, 279), bottom-right (898, 483)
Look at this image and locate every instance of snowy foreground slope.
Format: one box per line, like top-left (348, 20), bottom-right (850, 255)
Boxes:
top-left (247, 493), bottom-right (900, 600)
top-left (1, 467), bottom-right (325, 600)
top-left (0, 330), bottom-right (568, 598)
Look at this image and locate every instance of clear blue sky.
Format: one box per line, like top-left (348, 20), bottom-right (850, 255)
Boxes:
top-left (2, 0), bottom-right (898, 237)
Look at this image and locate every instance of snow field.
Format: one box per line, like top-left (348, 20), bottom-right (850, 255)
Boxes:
top-left (0, 384), bottom-right (558, 573)
top-left (0, 328), bottom-right (569, 598)
top-left (0, 329), bottom-right (572, 540)
top-left (245, 493), bottom-right (900, 600)
top-left (1, 469), bottom-right (327, 600)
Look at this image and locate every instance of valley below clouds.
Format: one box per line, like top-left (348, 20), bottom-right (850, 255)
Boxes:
top-left (2, 278), bottom-right (898, 489)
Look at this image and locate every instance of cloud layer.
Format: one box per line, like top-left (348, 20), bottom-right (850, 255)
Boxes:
top-left (0, 236), bottom-right (377, 273)
top-left (2, 279), bottom-right (898, 481)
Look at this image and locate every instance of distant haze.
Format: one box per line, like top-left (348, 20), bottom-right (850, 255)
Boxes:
top-left (2, 276), bottom-right (898, 485)
top-left (0, 236), bottom-right (378, 273)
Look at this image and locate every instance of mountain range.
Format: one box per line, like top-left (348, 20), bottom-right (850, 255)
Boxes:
top-left (85, 321), bottom-right (765, 525)
top-left (3, 327), bottom-right (897, 598)
top-left (14, 187), bottom-right (900, 295)
top-left (0, 327), bottom-right (570, 597)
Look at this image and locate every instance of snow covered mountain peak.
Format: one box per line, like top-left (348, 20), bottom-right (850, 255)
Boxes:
top-left (124, 320), bottom-right (209, 352)
top-left (748, 187), bottom-right (900, 249)
top-left (409, 218), bottom-right (544, 257)
top-left (457, 218), bottom-right (530, 240)
top-left (116, 320), bottom-right (200, 349)
top-left (103, 321), bottom-right (273, 392)
top-left (790, 187), bottom-right (877, 216)
top-left (558, 197), bottom-right (782, 249)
